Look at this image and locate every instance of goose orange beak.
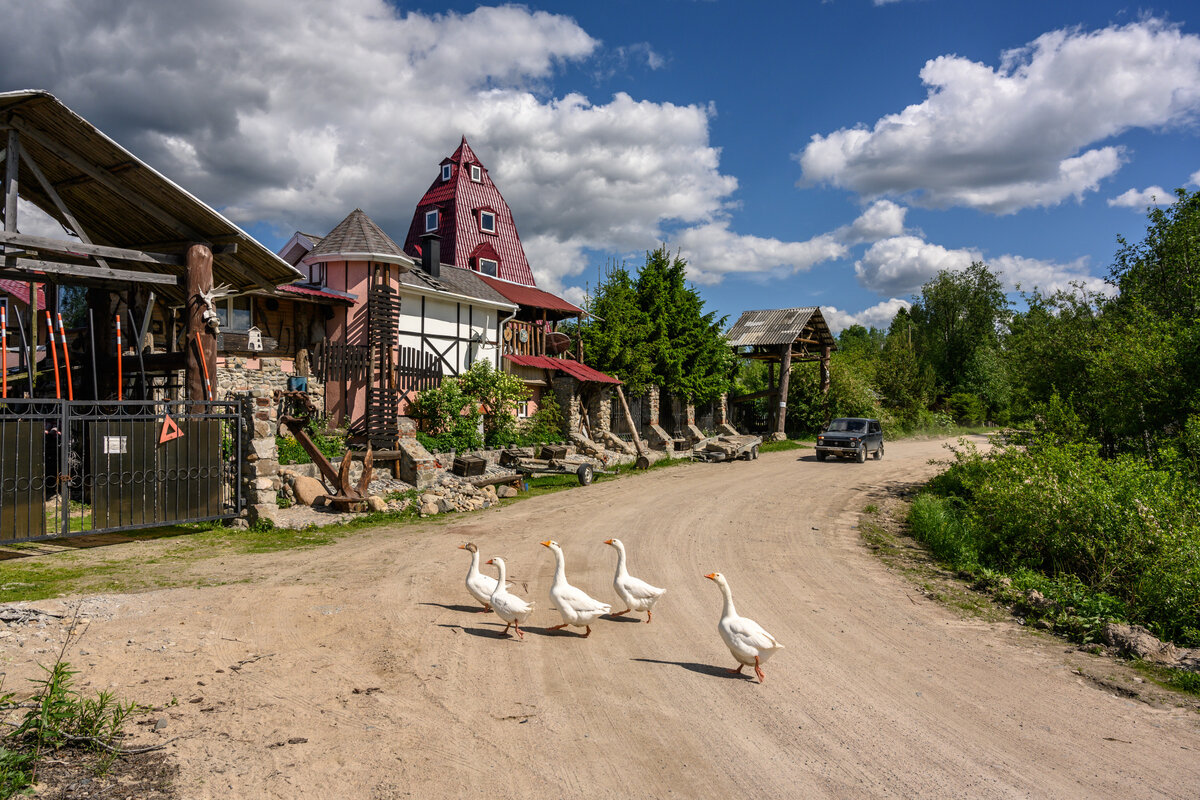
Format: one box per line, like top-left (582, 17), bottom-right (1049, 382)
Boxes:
top-left (704, 573), bottom-right (717, 580)
top-left (603, 538), bottom-right (613, 545)
top-left (540, 540), bottom-right (552, 547)
top-left (457, 544), bottom-right (466, 549)
top-left (486, 558), bottom-right (495, 565)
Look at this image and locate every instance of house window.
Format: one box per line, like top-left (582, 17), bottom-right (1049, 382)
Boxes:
top-left (478, 258), bottom-right (498, 277)
top-left (479, 210), bottom-right (496, 234)
top-left (425, 209), bottom-right (439, 232)
top-left (307, 262), bottom-right (325, 285)
top-left (470, 164), bottom-right (481, 182)
top-left (216, 296), bottom-right (253, 331)
top-left (518, 400), bottom-right (530, 419)
top-left (441, 164), bottom-right (452, 181)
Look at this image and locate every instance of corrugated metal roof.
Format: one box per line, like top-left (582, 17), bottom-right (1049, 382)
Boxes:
top-left (275, 283), bottom-right (354, 304)
top-left (726, 307), bottom-right (837, 349)
top-left (479, 275), bottom-right (582, 315)
top-left (399, 263), bottom-right (515, 309)
top-left (0, 90), bottom-right (302, 293)
top-left (402, 137), bottom-right (537, 286)
top-left (504, 354), bottom-right (620, 384)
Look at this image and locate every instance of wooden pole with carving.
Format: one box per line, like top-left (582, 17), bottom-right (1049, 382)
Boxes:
top-left (185, 244), bottom-right (215, 403)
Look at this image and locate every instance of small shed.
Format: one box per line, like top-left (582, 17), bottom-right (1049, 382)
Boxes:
top-left (726, 307), bottom-right (837, 439)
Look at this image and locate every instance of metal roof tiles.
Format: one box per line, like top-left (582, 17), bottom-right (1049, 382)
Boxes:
top-left (478, 275), bottom-right (583, 315)
top-left (403, 137), bottom-right (537, 286)
top-left (504, 354), bottom-right (620, 384)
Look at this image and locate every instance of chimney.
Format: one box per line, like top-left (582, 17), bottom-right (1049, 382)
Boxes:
top-left (420, 232), bottom-right (441, 278)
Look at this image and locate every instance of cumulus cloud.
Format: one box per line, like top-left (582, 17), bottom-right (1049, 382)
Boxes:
top-left (836, 199), bottom-right (908, 244)
top-left (670, 221), bottom-right (848, 285)
top-left (822, 298), bottom-right (911, 334)
top-left (797, 19), bottom-right (1200, 213)
top-left (854, 235), bottom-right (1106, 297)
top-left (1108, 186), bottom-right (1176, 208)
top-left (0, 0), bottom-right (749, 293)
top-left (1191, 170), bottom-right (1200, 186)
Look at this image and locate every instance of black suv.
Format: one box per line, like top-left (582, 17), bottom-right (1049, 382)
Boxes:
top-left (815, 418), bottom-right (884, 463)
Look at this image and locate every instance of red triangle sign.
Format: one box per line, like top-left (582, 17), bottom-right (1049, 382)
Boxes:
top-left (159, 414), bottom-right (184, 444)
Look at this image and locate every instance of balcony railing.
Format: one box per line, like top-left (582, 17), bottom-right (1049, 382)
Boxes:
top-left (503, 320), bottom-right (545, 356)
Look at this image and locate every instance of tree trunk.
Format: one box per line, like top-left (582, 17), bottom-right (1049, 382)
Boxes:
top-left (775, 342), bottom-right (792, 438)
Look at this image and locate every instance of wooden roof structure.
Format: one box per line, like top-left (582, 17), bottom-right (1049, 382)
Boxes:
top-left (727, 306), bottom-right (837, 361)
top-left (0, 90), bottom-right (302, 298)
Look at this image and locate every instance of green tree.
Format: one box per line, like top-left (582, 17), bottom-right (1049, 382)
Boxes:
top-left (583, 247), bottom-right (733, 402)
top-left (909, 262), bottom-right (1008, 397)
top-left (1110, 188), bottom-right (1200, 321)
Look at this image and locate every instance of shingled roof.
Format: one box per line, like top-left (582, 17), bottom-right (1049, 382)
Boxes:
top-left (305, 209), bottom-right (408, 263)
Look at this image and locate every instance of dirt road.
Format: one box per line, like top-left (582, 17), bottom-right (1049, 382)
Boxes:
top-left (5, 435), bottom-right (1199, 798)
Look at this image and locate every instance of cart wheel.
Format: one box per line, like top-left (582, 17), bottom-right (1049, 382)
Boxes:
top-left (576, 463), bottom-right (594, 485)
top-left (750, 445), bottom-right (759, 460)
top-left (635, 455), bottom-right (651, 471)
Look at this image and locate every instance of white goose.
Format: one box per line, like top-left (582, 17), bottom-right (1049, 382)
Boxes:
top-left (486, 557), bottom-right (534, 640)
top-left (704, 572), bottom-right (784, 683)
top-left (604, 538), bottom-right (666, 623)
top-left (541, 540), bottom-right (611, 637)
top-left (458, 542), bottom-right (499, 611)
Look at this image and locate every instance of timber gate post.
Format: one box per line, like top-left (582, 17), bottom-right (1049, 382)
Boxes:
top-left (185, 244), bottom-right (215, 402)
top-left (773, 340), bottom-right (792, 440)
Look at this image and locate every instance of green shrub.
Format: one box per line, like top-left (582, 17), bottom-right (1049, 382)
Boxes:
top-left (926, 441), bottom-right (1200, 646)
top-left (907, 493), bottom-right (978, 569)
top-left (518, 391), bottom-right (565, 445)
top-left (947, 392), bottom-right (986, 425)
top-left (277, 416), bottom-right (345, 465)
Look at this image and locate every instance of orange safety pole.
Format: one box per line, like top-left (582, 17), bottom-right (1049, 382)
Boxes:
top-left (115, 314), bottom-right (123, 401)
top-left (45, 310), bottom-right (61, 399)
top-left (57, 313), bottom-right (73, 401)
top-left (1, 305), bottom-right (7, 399)
top-left (194, 331), bottom-right (213, 402)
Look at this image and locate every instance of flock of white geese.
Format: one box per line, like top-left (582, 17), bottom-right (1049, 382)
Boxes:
top-left (458, 539), bottom-right (784, 682)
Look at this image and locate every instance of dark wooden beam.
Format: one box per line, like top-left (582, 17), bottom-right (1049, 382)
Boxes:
top-left (4, 257), bottom-right (181, 286)
top-left (185, 244), bottom-right (215, 401)
top-left (0, 230), bottom-right (187, 266)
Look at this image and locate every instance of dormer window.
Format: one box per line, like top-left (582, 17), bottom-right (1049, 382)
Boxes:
top-left (479, 210), bottom-right (496, 234)
top-left (425, 209), bottom-right (439, 232)
top-left (470, 164), bottom-right (482, 182)
top-left (478, 258), bottom-right (498, 277)
top-left (441, 164), bottom-right (452, 181)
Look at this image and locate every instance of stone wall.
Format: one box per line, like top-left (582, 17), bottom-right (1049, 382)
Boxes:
top-left (552, 375), bottom-right (581, 437)
top-left (217, 356), bottom-right (325, 411)
top-left (234, 389), bottom-right (282, 523)
top-left (586, 387), bottom-right (613, 437)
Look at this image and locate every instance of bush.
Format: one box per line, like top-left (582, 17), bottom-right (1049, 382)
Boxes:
top-left (947, 392), bottom-right (986, 425)
top-left (907, 493), bottom-right (978, 569)
top-left (925, 441), bottom-right (1200, 646)
top-left (518, 391), bottom-right (565, 445)
top-left (277, 416), bottom-right (346, 465)
top-left (412, 362), bottom-right (530, 451)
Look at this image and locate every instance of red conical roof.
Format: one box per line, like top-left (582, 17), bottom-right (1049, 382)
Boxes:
top-left (403, 137), bottom-right (536, 286)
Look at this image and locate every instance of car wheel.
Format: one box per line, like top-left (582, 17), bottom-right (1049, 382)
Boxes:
top-left (874, 442), bottom-right (884, 460)
top-left (856, 444), bottom-right (867, 463)
top-left (816, 451), bottom-right (827, 462)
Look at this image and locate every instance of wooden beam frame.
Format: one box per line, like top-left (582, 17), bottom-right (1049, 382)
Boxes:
top-left (0, 230), bottom-right (187, 267)
top-left (3, 257), bottom-right (181, 286)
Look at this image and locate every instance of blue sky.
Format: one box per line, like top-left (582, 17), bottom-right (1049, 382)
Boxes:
top-left (4, 1), bottom-right (1199, 331)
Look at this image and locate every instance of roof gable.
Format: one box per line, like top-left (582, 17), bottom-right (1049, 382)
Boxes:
top-left (403, 136), bottom-right (536, 286)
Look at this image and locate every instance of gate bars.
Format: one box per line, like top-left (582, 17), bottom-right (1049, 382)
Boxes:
top-left (0, 398), bottom-right (245, 545)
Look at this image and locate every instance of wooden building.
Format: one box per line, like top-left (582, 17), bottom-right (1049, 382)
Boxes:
top-left (726, 307), bottom-right (837, 439)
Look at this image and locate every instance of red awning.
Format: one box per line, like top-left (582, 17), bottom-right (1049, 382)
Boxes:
top-left (479, 275), bottom-right (583, 315)
top-left (504, 354), bottom-right (621, 384)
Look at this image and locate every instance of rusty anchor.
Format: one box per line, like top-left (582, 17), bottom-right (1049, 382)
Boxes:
top-left (276, 391), bottom-right (375, 512)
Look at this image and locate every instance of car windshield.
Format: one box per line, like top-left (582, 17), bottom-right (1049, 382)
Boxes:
top-left (826, 419), bottom-right (866, 433)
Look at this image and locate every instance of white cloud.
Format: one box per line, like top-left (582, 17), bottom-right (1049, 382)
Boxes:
top-left (0, 0), bottom-right (744, 294)
top-left (797, 19), bottom-right (1200, 213)
top-left (1190, 169), bottom-right (1200, 186)
top-left (836, 199), bottom-right (908, 244)
top-left (854, 235), bottom-right (1107, 297)
top-left (670, 221), bottom-right (848, 285)
top-left (1108, 186), bottom-right (1176, 208)
top-left (823, 298), bottom-right (911, 334)
top-left (855, 236), bottom-right (979, 295)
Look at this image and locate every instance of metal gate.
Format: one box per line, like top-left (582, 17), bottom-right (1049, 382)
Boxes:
top-left (0, 399), bottom-right (244, 544)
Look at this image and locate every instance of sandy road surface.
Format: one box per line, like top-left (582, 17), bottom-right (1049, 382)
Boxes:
top-left (4, 435), bottom-right (1200, 799)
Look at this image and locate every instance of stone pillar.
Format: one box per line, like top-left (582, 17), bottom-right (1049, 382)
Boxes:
top-left (643, 384), bottom-right (673, 452)
top-left (552, 375), bottom-right (580, 437)
top-left (397, 415), bottom-right (437, 488)
top-left (238, 390), bottom-right (281, 524)
top-left (588, 386), bottom-right (613, 436)
top-left (684, 400), bottom-right (705, 444)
